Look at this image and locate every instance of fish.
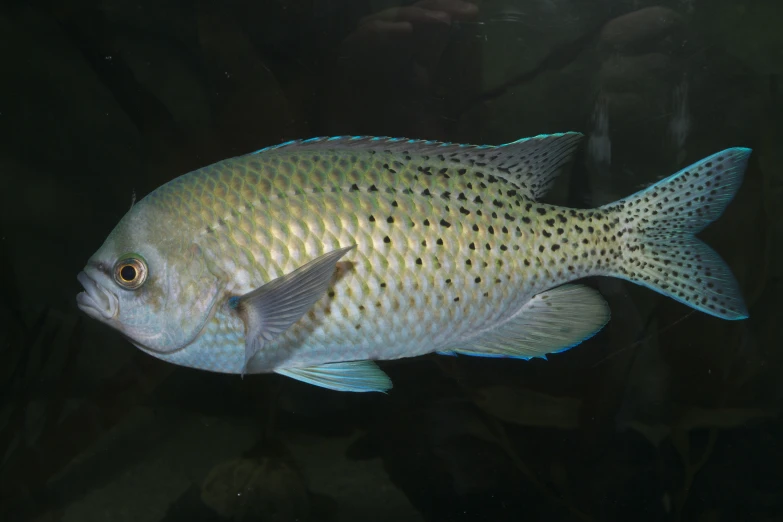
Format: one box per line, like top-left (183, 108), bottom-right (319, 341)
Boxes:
top-left (76, 133), bottom-right (751, 393)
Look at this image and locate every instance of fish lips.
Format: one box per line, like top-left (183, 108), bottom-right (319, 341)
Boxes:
top-left (77, 270), bottom-right (119, 321)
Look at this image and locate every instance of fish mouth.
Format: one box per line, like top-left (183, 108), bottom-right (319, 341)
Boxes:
top-left (76, 270), bottom-right (118, 320)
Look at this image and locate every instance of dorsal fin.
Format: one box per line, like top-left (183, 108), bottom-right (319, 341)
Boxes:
top-left (250, 133), bottom-right (583, 201)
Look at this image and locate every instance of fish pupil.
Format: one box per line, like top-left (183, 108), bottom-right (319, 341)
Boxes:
top-left (120, 265), bottom-right (137, 282)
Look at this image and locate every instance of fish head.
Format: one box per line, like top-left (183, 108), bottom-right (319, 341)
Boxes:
top-left (76, 199), bottom-right (223, 355)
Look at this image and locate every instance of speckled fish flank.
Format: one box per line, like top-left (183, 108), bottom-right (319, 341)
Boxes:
top-left (76, 133), bottom-right (751, 392)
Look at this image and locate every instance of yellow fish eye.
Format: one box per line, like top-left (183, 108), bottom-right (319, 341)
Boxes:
top-left (113, 257), bottom-right (147, 290)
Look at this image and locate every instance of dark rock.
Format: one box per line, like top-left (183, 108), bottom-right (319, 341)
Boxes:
top-left (476, 0), bottom-right (612, 93)
top-left (599, 53), bottom-right (673, 93)
top-left (600, 6), bottom-right (684, 51)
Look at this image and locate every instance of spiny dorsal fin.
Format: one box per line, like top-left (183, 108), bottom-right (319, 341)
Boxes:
top-left (251, 133), bottom-right (583, 200)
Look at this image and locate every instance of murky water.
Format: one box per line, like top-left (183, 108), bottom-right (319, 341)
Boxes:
top-left (2, 1), bottom-right (781, 521)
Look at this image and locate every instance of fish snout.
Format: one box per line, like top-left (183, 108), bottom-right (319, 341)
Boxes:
top-left (77, 270), bottom-right (118, 320)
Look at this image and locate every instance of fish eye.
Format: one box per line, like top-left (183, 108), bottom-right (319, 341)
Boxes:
top-left (113, 256), bottom-right (148, 290)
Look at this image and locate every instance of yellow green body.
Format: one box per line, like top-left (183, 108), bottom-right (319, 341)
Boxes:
top-left (76, 133), bottom-right (750, 391)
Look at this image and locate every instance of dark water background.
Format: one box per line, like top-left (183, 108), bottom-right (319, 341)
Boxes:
top-left (1, 0), bottom-right (782, 521)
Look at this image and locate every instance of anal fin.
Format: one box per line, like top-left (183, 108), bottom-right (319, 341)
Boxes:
top-left (447, 285), bottom-right (610, 359)
top-left (275, 360), bottom-right (393, 393)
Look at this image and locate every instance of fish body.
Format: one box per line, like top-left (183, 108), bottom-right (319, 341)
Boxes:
top-left (76, 133), bottom-right (750, 392)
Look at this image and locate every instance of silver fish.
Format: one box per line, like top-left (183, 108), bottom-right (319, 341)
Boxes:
top-left (76, 133), bottom-right (750, 392)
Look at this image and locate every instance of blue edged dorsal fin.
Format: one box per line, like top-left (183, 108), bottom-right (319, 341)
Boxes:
top-left (275, 361), bottom-right (392, 393)
top-left (251, 133), bottom-right (583, 200)
top-left (445, 285), bottom-right (610, 360)
top-left (231, 245), bottom-right (355, 375)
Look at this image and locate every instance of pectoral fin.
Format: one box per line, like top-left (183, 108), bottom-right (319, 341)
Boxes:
top-left (276, 360), bottom-right (392, 393)
top-left (232, 245), bottom-right (355, 374)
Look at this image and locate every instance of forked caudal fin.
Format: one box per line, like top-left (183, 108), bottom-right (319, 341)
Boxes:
top-left (600, 147), bottom-right (752, 320)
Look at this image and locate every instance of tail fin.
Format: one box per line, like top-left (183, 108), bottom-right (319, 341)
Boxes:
top-left (601, 147), bottom-right (751, 320)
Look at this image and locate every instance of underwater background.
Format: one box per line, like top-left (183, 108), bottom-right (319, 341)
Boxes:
top-left (1, 0), bottom-right (782, 520)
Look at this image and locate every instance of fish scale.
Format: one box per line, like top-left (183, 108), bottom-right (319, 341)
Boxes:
top-left (139, 136), bottom-right (585, 372)
top-left (76, 133), bottom-right (751, 392)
